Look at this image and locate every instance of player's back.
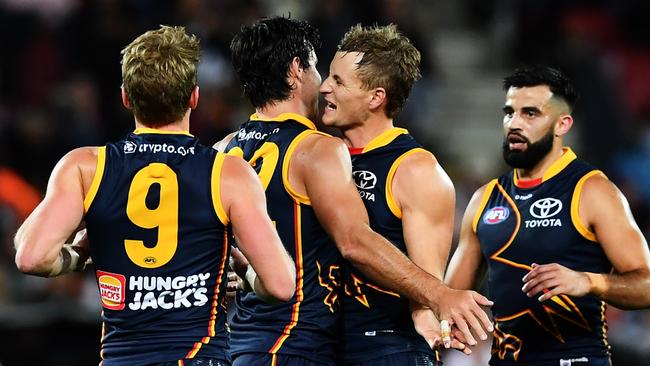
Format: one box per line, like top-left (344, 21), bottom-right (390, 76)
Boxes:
top-left (225, 113), bottom-right (341, 365)
top-left (84, 128), bottom-right (231, 365)
top-left (342, 128), bottom-right (437, 363)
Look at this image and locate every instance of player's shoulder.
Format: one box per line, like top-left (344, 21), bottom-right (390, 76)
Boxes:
top-left (294, 132), bottom-right (347, 161)
top-left (220, 153), bottom-right (254, 177)
top-left (578, 170), bottom-right (615, 200)
top-left (469, 179), bottom-right (500, 207)
top-left (396, 147), bottom-right (437, 170)
top-left (61, 146), bottom-right (100, 168)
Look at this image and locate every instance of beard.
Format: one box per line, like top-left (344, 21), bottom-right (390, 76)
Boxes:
top-left (502, 128), bottom-right (554, 169)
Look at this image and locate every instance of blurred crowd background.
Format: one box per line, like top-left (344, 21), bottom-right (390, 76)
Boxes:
top-left (0, 0), bottom-right (648, 365)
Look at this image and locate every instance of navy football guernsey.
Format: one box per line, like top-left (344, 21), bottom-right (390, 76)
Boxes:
top-left (84, 128), bottom-right (232, 365)
top-left (474, 148), bottom-right (611, 365)
top-left (225, 113), bottom-right (341, 365)
top-left (342, 128), bottom-right (437, 363)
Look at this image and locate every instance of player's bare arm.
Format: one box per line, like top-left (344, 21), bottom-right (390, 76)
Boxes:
top-left (446, 185), bottom-right (490, 291)
top-left (221, 154), bottom-right (296, 302)
top-left (444, 184), bottom-right (493, 346)
top-left (393, 151), bottom-right (472, 353)
top-left (523, 173), bottom-right (650, 309)
top-left (291, 134), bottom-right (493, 339)
top-left (14, 147), bottom-right (97, 277)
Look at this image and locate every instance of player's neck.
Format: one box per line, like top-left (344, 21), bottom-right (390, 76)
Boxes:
top-left (134, 111), bottom-right (191, 132)
top-left (516, 145), bottom-right (566, 180)
top-left (256, 98), bottom-right (311, 121)
top-left (342, 115), bottom-right (393, 149)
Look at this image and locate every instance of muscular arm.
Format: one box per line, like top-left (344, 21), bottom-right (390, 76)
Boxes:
top-left (292, 135), bottom-right (492, 338)
top-left (395, 151), bottom-right (474, 350)
top-left (445, 186), bottom-right (489, 292)
top-left (221, 155), bottom-right (296, 302)
top-left (14, 148), bottom-right (95, 276)
top-left (397, 152), bottom-right (455, 281)
top-left (523, 174), bottom-right (650, 309)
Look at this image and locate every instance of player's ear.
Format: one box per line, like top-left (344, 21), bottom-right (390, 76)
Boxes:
top-left (121, 87), bottom-right (131, 110)
top-left (288, 56), bottom-right (302, 81)
top-left (555, 114), bottom-right (573, 137)
top-left (368, 87), bottom-right (386, 111)
top-left (189, 85), bottom-right (199, 109)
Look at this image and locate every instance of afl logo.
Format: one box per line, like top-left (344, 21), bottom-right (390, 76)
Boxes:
top-left (124, 141), bottom-right (137, 154)
top-left (353, 170), bottom-right (377, 190)
top-left (529, 198), bottom-right (563, 219)
top-left (483, 206), bottom-right (510, 225)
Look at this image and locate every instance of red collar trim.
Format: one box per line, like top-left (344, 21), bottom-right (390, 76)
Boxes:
top-left (516, 177), bottom-right (543, 188)
top-left (348, 147), bottom-right (364, 155)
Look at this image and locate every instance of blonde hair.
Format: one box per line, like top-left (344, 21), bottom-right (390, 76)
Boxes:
top-left (121, 25), bottom-right (200, 126)
top-left (338, 24), bottom-right (421, 118)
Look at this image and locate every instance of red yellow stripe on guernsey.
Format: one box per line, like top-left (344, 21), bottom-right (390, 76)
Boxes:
top-left (269, 202), bottom-right (304, 354)
top-left (184, 229), bottom-right (230, 359)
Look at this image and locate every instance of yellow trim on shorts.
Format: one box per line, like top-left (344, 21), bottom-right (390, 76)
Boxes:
top-left (282, 130), bottom-right (330, 205)
top-left (570, 170), bottom-right (603, 242)
top-left (385, 148), bottom-right (430, 219)
top-left (472, 179), bottom-right (498, 233)
top-left (84, 146), bottom-right (106, 212)
top-left (211, 153), bottom-right (230, 225)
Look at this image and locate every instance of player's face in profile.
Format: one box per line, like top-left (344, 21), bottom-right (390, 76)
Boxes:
top-left (501, 85), bottom-right (557, 169)
top-left (303, 50), bottom-right (322, 121)
top-left (320, 51), bottom-right (372, 128)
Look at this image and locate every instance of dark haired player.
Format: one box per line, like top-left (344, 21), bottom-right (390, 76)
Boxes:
top-left (217, 16), bottom-right (493, 366)
top-left (446, 65), bottom-right (650, 365)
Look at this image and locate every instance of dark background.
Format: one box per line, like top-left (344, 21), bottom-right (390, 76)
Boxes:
top-left (0, 1), bottom-right (648, 365)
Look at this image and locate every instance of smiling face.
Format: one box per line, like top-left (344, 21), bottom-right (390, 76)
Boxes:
top-left (319, 51), bottom-right (373, 129)
top-left (501, 85), bottom-right (567, 169)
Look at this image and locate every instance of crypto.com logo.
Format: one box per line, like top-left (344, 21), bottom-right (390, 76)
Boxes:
top-left (124, 141), bottom-right (137, 154)
top-left (352, 170), bottom-right (377, 190)
top-left (529, 198), bottom-right (563, 219)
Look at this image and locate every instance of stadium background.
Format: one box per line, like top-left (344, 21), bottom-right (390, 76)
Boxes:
top-left (0, 0), bottom-right (648, 365)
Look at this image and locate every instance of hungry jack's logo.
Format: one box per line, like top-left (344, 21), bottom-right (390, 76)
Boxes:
top-left (97, 270), bottom-right (126, 310)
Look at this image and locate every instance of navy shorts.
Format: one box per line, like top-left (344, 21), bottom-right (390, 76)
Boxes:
top-left (343, 352), bottom-right (441, 366)
top-left (233, 353), bottom-right (333, 366)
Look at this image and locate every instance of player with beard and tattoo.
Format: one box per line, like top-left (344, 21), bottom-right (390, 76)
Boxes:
top-left (445, 66), bottom-right (650, 366)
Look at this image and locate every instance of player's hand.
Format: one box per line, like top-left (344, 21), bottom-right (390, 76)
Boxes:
top-left (70, 228), bottom-right (91, 271)
top-left (435, 287), bottom-right (493, 347)
top-left (226, 271), bottom-right (243, 299)
top-left (411, 305), bottom-right (472, 354)
top-left (522, 263), bottom-right (591, 301)
top-left (229, 247), bottom-right (250, 279)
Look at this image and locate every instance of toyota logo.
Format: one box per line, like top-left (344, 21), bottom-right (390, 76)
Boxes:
top-left (529, 198), bottom-right (563, 219)
top-left (352, 170), bottom-right (377, 190)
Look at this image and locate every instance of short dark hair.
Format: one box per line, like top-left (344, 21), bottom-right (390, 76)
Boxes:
top-left (338, 24), bottom-right (421, 119)
top-left (230, 16), bottom-right (321, 108)
top-left (503, 65), bottom-right (578, 111)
